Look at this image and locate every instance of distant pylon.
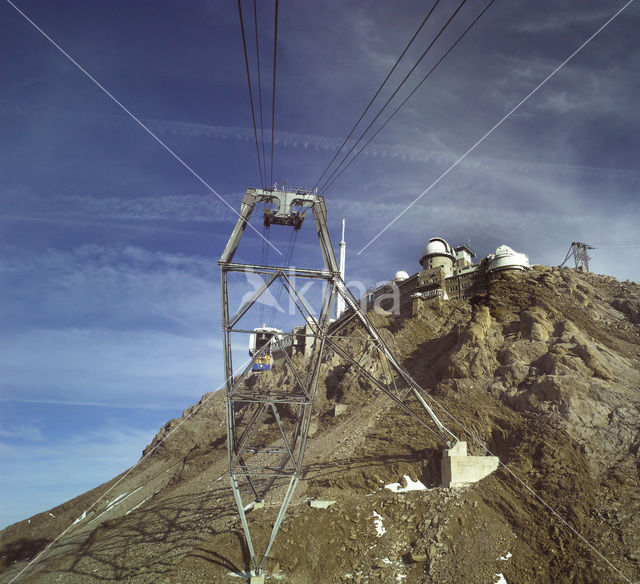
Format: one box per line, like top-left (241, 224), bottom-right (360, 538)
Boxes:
top-left (559, 242), bottom-right (594, 271)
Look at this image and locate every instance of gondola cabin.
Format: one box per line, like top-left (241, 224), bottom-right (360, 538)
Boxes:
top-left (249, 327), bottom-right (282, 372)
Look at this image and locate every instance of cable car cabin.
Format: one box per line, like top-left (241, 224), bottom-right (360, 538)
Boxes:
top-left (252, 354), bottom-right (273, 371)
top-left (249, 327), bottom-right (282, 372)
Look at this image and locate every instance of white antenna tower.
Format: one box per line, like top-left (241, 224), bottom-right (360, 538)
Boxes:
top-left (337, 219), bottom-right (346, 318)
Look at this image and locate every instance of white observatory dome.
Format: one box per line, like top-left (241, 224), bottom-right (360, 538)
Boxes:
top-left (393, 270), bottom-right (409, 282)
top-left (419, 237), bottom-right (454, 266)
top-left (489, 245), bottom-right (529, 272)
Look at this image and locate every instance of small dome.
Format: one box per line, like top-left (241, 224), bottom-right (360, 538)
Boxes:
top-left (489, 245), bottom-right (529, 271)
top-left (394, 270), bottom-right (409, 282)
top-left (495, 245), bottom-right (514, 255)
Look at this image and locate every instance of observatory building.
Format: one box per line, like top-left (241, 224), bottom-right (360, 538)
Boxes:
top-left (363, 235), bottom-right (530, 312)
top-left (413, 236), bottom-right (530, 301)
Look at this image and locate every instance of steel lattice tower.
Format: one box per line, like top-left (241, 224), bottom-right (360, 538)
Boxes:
top-left (219, 187), bottom-right (457, 578)
top-left (560, 242), bottom-right (594, 271)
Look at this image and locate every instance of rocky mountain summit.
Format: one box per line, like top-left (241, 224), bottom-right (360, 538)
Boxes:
top-left (2, 266), bottom-right (639, 584)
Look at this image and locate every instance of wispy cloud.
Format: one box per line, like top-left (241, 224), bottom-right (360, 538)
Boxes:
top-left (513, 7), bottom-right (614, 33)
top-left (3, 101), bottom-right (638, 189)
top-left (0, 327), bottom-right (224, 405)
top-left (0, 244), bottom-right (220, 331)
top-left (0, 398), bottom-right (184, 410)
top-left (0, 189), bottom-right (239, 225)
top-left (0, 425), bottom-right (44, 442)
top-left (488, 50), bottom-right (640, 120)
top-left (0, 244), bottom-right (230, 406)
top-left (0, 422), bottom-right (156, 528)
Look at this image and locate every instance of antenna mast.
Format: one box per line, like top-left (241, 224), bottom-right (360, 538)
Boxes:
top-left (337, 218), bottom-right (346, 318)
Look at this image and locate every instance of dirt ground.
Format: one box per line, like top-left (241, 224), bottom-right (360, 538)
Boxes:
top-left (2, 267), bottom-right (639, 584)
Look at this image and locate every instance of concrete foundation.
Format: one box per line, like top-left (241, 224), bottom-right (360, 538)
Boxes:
top-left (309, 499), bottom-right (336, 509)
top-left (249, 574), bottom-right (265, 584)
top-left (441, 441), bottom-right (499, 488)
top-left (333, 404), bottom-right (348, 417)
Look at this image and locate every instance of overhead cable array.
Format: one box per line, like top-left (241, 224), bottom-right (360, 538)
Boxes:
top-left (590, 241), bottom-right (640, 248)
top-left (322, 0), bottom-right (496, 194)
top-left (237, 0), bottom-right (279, 188)
top-left (314, 0), bottom-right (495, 194)
top-left (270, 0), bottom-right (279, 186)
top-left (253, 0), bottom-right (268, 184)
top-left (312, 0), bottom-right (443, 191)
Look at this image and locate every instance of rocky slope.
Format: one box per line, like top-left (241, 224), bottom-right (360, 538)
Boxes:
top-left (1, 266), bottom-right (639, 584)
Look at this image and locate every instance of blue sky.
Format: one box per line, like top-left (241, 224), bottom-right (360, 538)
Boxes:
top-left (1, 0), bottom-right (639, 528)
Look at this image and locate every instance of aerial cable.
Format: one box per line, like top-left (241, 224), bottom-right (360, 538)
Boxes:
top-left (591, 242), bottom-right (640, 246)
top-left (269, 226), bottom-right (298, 326)
top-left (318, 0), bottom-right (469, 192)
top-left (312, 0), bottom-right (442, 191)
top-left (260, 214), bottom-right (271, 323)
top-left (270, 0), bottom-right (279, 186)
top-left (318, 0), bottom-right (470, 193)
top-left (260, 226), bottom-right (267, 323)
top-left (253, 0), bottom-right (268, 183)
top-left (237, 0), bottom-right (265, 187)
top-left (591, 240), bottom-right (640, 244)
top-left (322, 0), bottom-right (495, 193)
top-left (595, 245), bottom-right (640, 249)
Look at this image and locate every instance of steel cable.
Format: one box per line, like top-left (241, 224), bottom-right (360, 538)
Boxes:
top-left (318, 0), bottom-right (469, 193)
top-left (312, 0), bottom-right (442, 191)
top-left (322, 0), bottom-right (496, 193)
top-left (237, 0), bottom-right (265, 187)
top-left (270, 0), bottom-right (279, 186)
top-left (270, 227), bottom-right (298, 326)
top-left (253, 0), bottom-right (268, 183)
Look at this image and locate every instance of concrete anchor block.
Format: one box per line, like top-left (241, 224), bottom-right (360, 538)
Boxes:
top-left (309, 498), bottom-right (336, 509)
top-left (249, 573), bottom-right (265, 584)
top-left (333, 403), bottom-right (348, 417)
top-left (441, 441), bottom-right (499, 488)
top-left (253, 500), bottom-right (265, 510)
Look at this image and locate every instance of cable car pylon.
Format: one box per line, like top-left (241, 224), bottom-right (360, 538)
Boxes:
top-left (219, 187), bottom-right (456, 581)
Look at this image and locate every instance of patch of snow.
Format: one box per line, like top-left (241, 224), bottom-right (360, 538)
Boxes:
top-left (106, 492), bottom-right (127, 507)
top-left (86, 511), bottom-right (106, 526)
top-left (396, 574), bottom-right (407, 582)
top-left (309, 499), bottom-right (336, 509)
top-left (106, 487), bottom-right (143, 512)
top-left (494, 573), bottom-right (507, 584)
top-left (243, 502), bottom-right (254, 512)
top-left (381, 557), bottom-right (392, 564)
top-left (498, 552), bottom-right (512, 561)
top-left (385, 475), bottom-right (428, 493)
top-left (227, 569), bottom-right (267, 579)
top-left (87, 487), bottom-right (146, 525)
top-left (372, 511), bottom-right (386, 537)
top-left (125, 496), bottom-right (151, 515)
top-left (48, 513), bottom-right (55, 518)
top-left (72, 510), bottom-right (87, 525)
